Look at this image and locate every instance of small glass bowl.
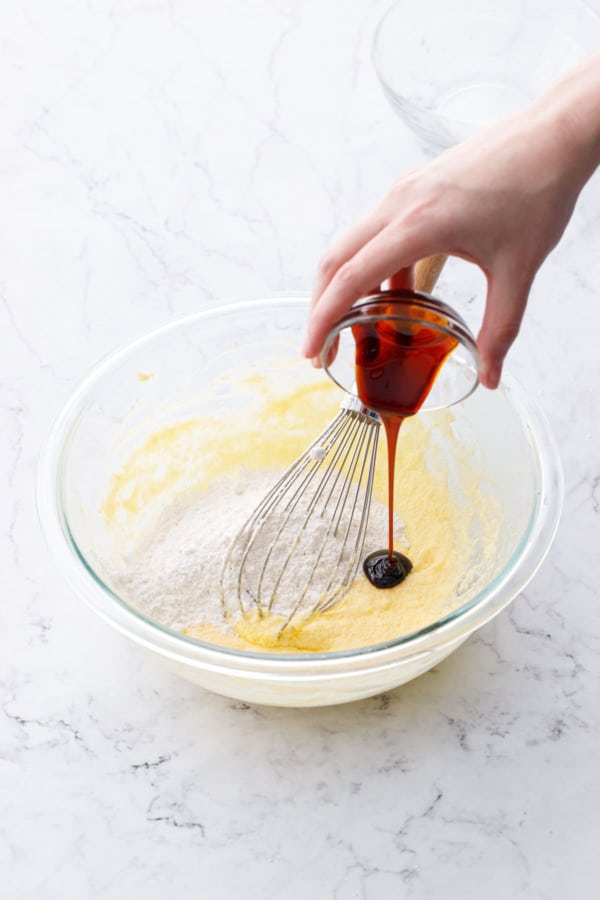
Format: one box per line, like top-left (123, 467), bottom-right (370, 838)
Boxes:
top-left (321, 289), bottom-right (480, 414)
top-left (373, 0), bottom-right (600, 155)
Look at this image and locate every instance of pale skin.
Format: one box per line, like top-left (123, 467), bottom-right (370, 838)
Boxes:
top-left (303, 54), bottom-right (600, 389)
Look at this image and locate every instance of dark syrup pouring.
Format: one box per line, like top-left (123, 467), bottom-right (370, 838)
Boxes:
top-left (352, 270), bottom-right (458, 589)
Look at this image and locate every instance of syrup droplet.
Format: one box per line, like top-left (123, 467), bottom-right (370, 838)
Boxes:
top-left (363, 550), bottom-right (412, 589)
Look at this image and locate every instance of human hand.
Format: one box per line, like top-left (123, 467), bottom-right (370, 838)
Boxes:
top-left (303, 60), bottom-right (600, 388)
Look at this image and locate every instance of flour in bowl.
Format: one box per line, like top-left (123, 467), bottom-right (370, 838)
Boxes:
top-left (108, 466), bottom-right (407, 632)
top-left (100, 377), bottom-right (500, 654)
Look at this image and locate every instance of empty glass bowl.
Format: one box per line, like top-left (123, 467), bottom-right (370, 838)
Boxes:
top-left (373, 0), bottom-right (600, 154)
top-left (322, 289), bottom-right (479, 414)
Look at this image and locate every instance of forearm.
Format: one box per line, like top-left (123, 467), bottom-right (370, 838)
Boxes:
top-left (533, 52), bottom-right (600, 189)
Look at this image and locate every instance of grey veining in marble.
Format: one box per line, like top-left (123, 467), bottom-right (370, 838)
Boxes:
top-left (2, 1), bottom-right (600, 897)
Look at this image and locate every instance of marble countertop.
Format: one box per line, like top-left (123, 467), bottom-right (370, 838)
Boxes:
top-left (3, 1), bottom-right (600, 897)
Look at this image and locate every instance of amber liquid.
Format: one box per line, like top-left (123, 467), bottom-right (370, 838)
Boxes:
top-left (353, 277), bottom-right (458, 587)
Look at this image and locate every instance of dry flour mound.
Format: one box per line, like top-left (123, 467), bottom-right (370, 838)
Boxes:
top-left (108, 466), bottom-right (406, 632)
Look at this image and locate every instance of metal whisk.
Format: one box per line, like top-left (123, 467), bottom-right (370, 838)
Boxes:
top-left (220, 394), bottom-right (380, 628)
top-left (220, 255), bottom-right (447, 630)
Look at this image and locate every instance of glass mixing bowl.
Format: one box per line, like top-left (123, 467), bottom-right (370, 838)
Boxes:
top-left (37, 297), bottom-right (562, 707)
top-left (373, 0), bottom-right (600, 155)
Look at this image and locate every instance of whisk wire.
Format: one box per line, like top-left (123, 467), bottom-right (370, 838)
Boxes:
top-left (221, 408), bottom-right (354, 616)
top-left (220, 396), bottom-right (381, 630)
top-left (317, 422), bottom-right (379, 614)
top-left (256, 410), bottom-right (361, 611)
top-left (280, 416), bottom-right (380, 629)
top-left (269, 410), bottom-right (374, 622)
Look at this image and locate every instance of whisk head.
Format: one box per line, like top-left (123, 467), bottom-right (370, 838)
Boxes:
top-left (220, 395), bottom-right (380, 630)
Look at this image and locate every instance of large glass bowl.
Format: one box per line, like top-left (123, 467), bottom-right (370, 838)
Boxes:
top-left (37, 297), bottom-right (562, 707)
top-left (373, 0), bottom-right (600, 155)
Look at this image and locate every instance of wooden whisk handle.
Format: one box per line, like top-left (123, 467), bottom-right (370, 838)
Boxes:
top-left (387, 255), bottom-right (448, 295)
top-left (415, 254), bottom-right (447, 294)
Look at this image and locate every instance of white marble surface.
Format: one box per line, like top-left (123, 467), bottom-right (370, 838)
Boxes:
top-left (3, 1), bottom-right (600, 897)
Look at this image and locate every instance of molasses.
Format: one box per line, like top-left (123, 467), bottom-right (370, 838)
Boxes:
top-left (353, 277), bottom-right (457, 589)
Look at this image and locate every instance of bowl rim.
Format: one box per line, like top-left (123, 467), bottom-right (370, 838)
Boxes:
top-left (36, 296), bottom-right (564, 674)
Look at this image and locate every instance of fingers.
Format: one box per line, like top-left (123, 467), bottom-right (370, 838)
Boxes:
top-left (477, 268), bottom-right (532, 389)
top-left (304, 224), bottom-right (444, 359)
top-left (312, 211), bottom-right (387, 306)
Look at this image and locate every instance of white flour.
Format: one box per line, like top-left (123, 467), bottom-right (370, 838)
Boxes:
top-left (108, 466), bottom-right (407, 631)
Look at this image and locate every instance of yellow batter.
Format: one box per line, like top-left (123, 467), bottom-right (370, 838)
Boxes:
top-left (103, 373), bottom-right (499, 653)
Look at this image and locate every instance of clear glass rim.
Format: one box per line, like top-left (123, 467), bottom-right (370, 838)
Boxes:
top-left (321, 289), bottom-right (480, 412)
top-left (36, 297), bottom-right (564, 673)
top-left (371, 0), bottom-right (600, 134)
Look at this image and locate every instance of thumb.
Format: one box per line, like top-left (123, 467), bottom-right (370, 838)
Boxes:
top-left (476, 268), bottom-right (531, 389)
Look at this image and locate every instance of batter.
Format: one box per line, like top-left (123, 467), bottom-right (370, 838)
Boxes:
top-left (102, 373), bottom-right (499, 653)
